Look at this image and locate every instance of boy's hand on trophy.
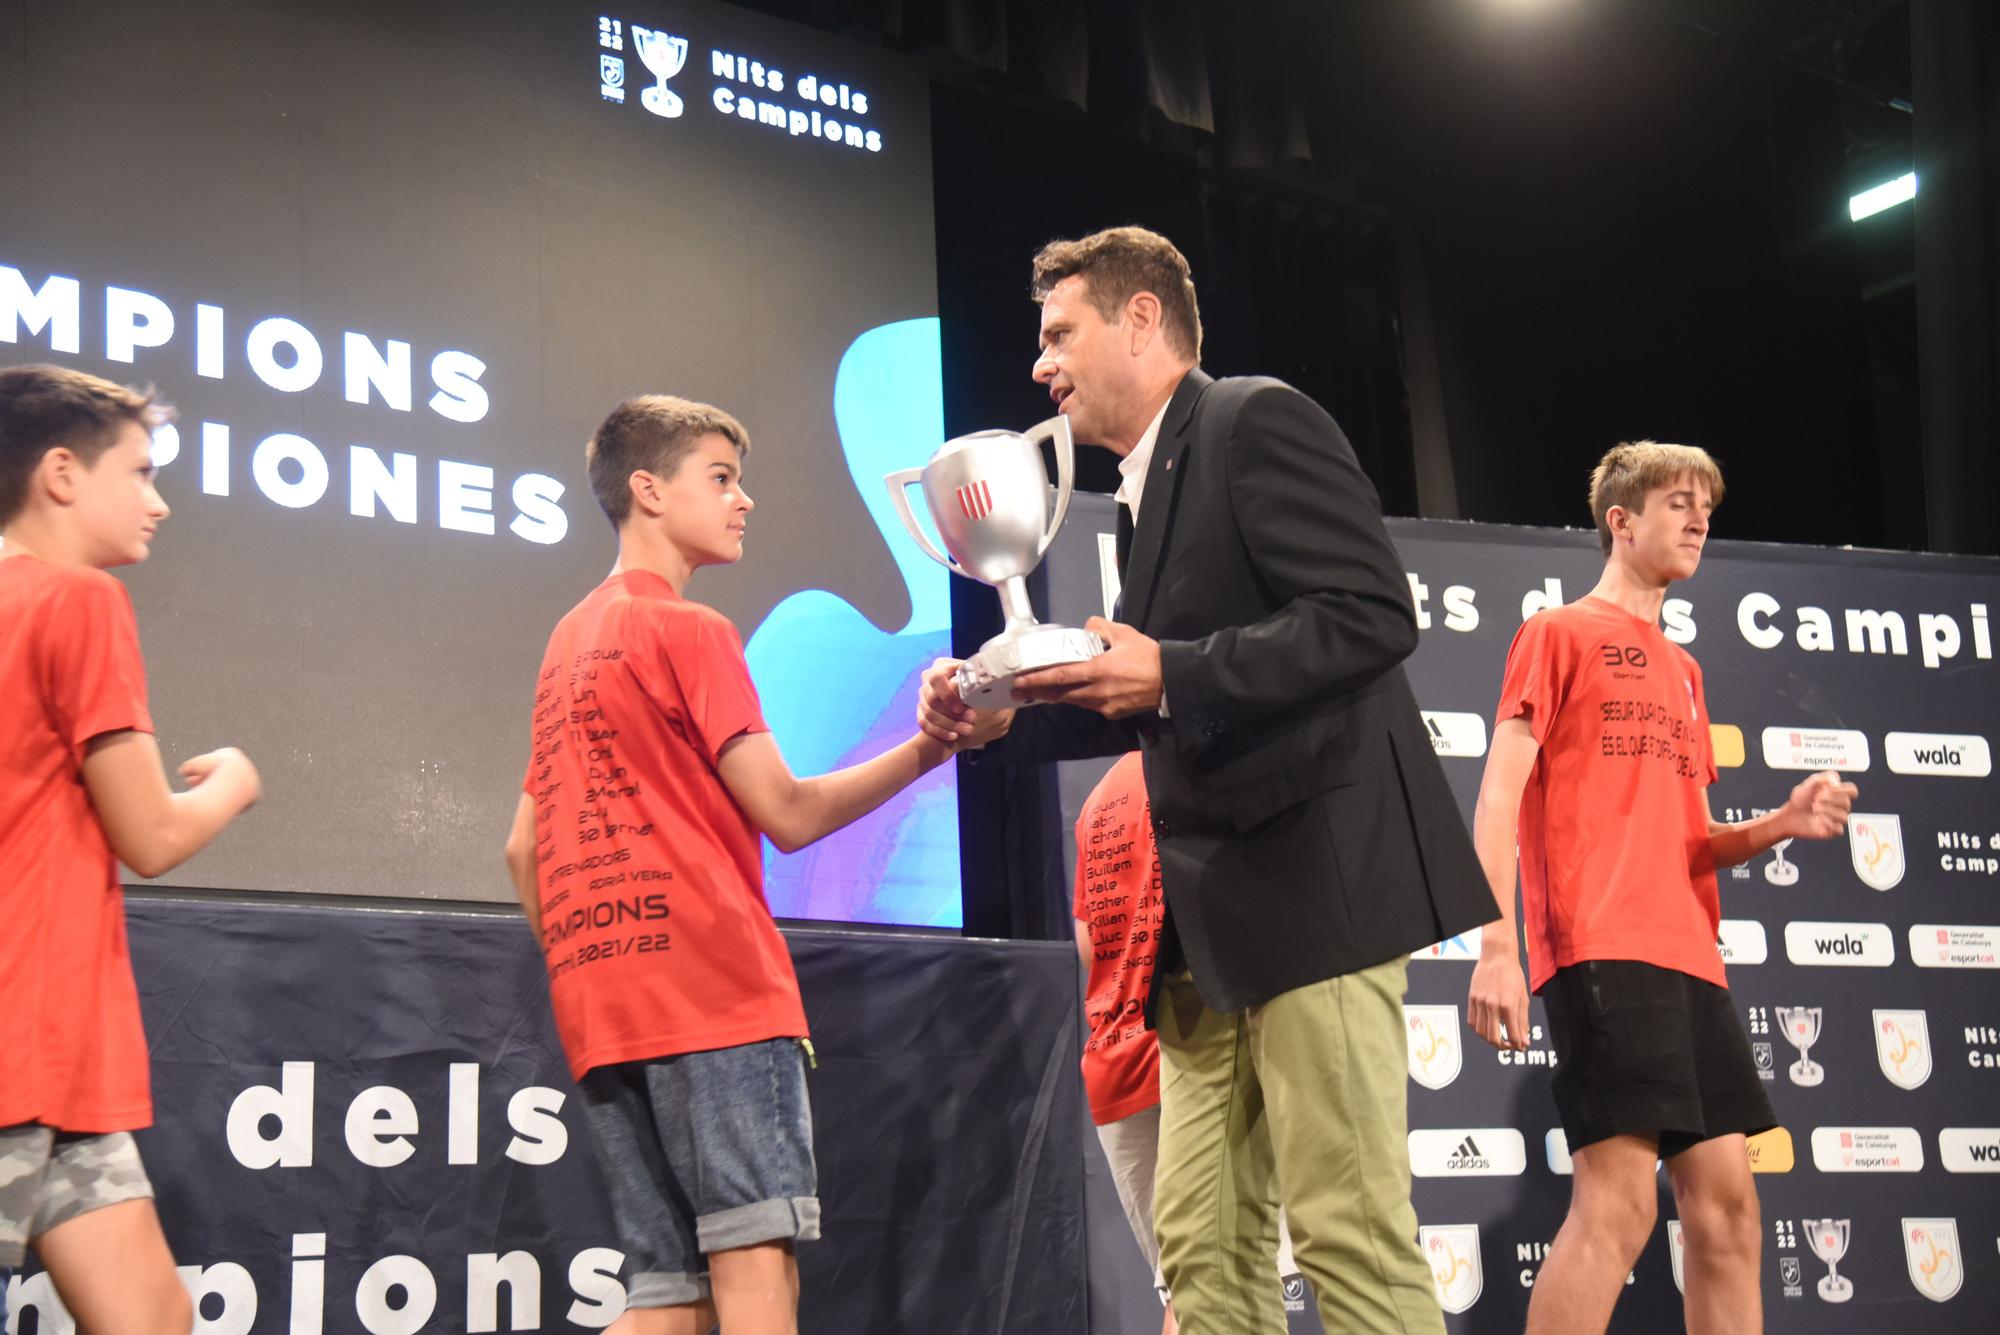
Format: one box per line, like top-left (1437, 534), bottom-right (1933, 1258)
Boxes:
top-left (1012, 618), bottom-right (1162, 719)
top-left (919, 658), bottom-right (978, 744)
top-left (958, 705), bottom-right (1016, 752)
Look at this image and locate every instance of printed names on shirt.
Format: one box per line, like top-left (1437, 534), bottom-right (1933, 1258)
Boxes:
top-left (531, 646), bottom-right (668, 984)
top-left (1080, 786), bottom-right (1161, 1060)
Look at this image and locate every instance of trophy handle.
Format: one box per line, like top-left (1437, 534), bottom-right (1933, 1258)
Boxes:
top-left (1025, 414), bottom-right (1075, 559)
top-left (884, 468), bottom-right (957, 570)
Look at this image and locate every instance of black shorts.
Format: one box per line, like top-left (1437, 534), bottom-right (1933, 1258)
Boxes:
top-left (1543, 959), bottom-right (1776, 1158)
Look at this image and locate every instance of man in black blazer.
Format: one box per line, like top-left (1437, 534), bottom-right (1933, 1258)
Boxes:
top-left (919, 227), bottom-right (1494, 1335)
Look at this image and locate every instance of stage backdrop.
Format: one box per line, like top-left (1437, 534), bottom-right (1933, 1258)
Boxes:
top-left (0, 0), bottom-right (961, 927)
top-left (3, 899), bottom-right (1086, 1334)
top-left (1045, 500), bottom-right (2000, 1334)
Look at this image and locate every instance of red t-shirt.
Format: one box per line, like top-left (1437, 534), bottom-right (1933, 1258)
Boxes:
top-left (1497, 597), bottom-right (1724, 993)
top-left (1074, 752), bottom-right (1164, 1126)
top-left (0, 557), bottom-right (155, 1131)
top-left (525, 570), bottom-right (807, 1078)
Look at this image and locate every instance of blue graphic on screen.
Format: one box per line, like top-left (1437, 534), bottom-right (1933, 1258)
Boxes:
top-left (744, 317), bottom-right (960, 927)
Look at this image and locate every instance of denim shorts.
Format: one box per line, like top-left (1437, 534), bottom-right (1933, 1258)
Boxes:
top-left (577, 1038), bottom-right (820, 1309)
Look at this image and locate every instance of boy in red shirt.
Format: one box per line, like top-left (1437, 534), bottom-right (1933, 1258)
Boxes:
top-left (1465, 441), bottom-right (1856, 1335)
top-left (1076, 751), bottom-right (1294, 1335)
top-left (503, 395), bottom-right (1003, 1335)
top-left (0, 364), bottom-right (261, 1330)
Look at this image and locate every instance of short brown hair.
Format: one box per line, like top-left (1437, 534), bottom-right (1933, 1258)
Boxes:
top-left (586, 395), bottom-right (750, 527)
top-left (0, 364), bottom-right (173, 527)
top-left (1030, 226), bottom-right (1203, 360)
top-left (1589, 440), bottom-right (1725, 555)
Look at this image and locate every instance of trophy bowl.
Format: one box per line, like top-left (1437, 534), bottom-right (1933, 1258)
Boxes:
top-left (886, 415), bottom-right (1106, 708)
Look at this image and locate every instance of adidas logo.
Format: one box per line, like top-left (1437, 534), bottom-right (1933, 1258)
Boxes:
top-left (1446, 1136), bottom-right (1491, 1170)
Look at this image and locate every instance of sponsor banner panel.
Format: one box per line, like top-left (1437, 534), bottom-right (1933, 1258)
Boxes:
top-left (1042, 515), bottom-right (2000, 1332)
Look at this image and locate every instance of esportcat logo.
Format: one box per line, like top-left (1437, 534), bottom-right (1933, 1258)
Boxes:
top-left (1809, 1126), bottom-right (1924, 1172)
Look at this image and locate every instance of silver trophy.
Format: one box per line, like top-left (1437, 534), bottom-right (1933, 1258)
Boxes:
top-left (886, 415), bottom-right (1106, 708)
top-left (1804, 1218), bottom-right (1853, 1303)
top-left (1754, 809), bottom-right (1800, 885)
top-left (1775, 1005), bottom-right (1824, 1086)
top-left (631, 27), bottom-right (688, 118)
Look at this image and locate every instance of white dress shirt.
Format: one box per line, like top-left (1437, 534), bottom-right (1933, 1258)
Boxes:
top-left (1113, 397), bottom-right (1173, 716)
top-left (1115, 398), bottom-right (1173, 525)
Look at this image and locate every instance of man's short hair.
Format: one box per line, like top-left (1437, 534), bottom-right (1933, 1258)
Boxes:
top-left (586, 395), bottom-right (751, 527)
top-left (1589, 440), bottom-right (1726, 555)
top-left (0, 364), bottom-right (173, 527)
top-left (1030, 226), bottom-right (1203, 360)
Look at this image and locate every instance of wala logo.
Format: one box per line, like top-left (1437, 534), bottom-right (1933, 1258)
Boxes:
top-left (1874, 1010), bottom-right (1933, 1089)
top-left (1938, 1128), bottom-right (2000, 1173)
top-left (1420, 1225), bottom-right (1483, 1314)
top-left (1405, 1006), bottom-right (1462, 1090)
top-left (1903, 1218), bottom-right (1963, 1303)
top-left (1784, 921), bottom-right (1894, 967)
top-left (1848, 814), bottom-right (1906, 891)
top-left (1885, 731), bottom-right (1992, 778)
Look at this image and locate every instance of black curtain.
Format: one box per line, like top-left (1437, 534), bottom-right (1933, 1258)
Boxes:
top-left (1912, 0), bottom-right (2000, 555)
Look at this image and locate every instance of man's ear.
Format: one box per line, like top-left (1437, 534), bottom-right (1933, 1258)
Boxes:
top-left (1124, 291), bottom-right (1163, 352)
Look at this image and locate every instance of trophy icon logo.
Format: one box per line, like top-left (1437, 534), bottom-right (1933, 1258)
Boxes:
top-left (1804, 1217), bottom-right (1853, 1303)
top-left (885, 415), bottom-right (1106, 708)
top-left (1775, 1005), bottom-right (1824, 1086)
top-left (1753, 807), bottom-right (1798, 884)
top-left (1765, 837), bottom-right (1798, 885)
top-left (631, 26), bottom-right (689, 118)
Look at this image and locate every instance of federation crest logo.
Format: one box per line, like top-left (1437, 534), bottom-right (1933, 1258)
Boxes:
top-left (1780, 1256), bottom-right (1803, 1295)
top-left (1405, 1005), bottom-right (1462, 1090)
top-left (1668, 1220), bottom-right (1687, 1294)
top-left (1903, 1218), bottom-right (1962, 1302)
top-left (1849, 813), bottom-right (1906, 891)
top-left (1874, 1009), bottom-right (1933, 1090)
top-left (1420, 1225), bottom-right (1482, 1314)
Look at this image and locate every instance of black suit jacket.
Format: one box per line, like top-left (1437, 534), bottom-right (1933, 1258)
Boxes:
top-left (997, 368), bottom-right (1495, 1013)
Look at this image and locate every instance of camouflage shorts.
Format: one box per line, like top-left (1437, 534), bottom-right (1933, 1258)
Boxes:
top-left (0, 1125), bottom-right (153, 1267)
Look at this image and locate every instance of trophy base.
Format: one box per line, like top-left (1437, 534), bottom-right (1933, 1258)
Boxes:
top-left (1764, 862), bottom-right (1799, 886)
top-left (1817, 1276), bottom-right (1852, 1303)
top-left (955, 624), bottom-right (1107, 710)
top-left (1789, 1060), bottom-right (1824, 1087)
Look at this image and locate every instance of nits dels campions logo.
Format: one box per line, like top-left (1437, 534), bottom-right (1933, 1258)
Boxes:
top-left (595, 14), bottom-right (886, 152)
top-left (1874, 1009), bottom-right (1932, 1090)
top-left (1404, 1006), bottom-right (1461, 1091)
top-left (1419, 1225), bottom-right (1482, 1315)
